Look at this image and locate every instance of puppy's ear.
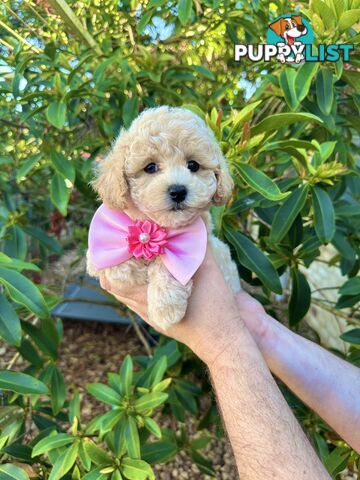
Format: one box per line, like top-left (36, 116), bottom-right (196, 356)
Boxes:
top-left (269, 19), bottom-right (283, 36)
top-left (213, 156), bottom-right (234, 206)
top-left (92, 131), bottom-right (129, 209)
top-left (292, 15), bottom-right (302, 26)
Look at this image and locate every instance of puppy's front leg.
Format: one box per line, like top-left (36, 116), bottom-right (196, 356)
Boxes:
top-left (87, 252), bottom-right (148, 287)
top-left (147, 261), bottom-right (192, 330)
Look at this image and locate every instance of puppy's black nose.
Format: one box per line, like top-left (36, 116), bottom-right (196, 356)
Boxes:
top-left (168, 184), bottom-right (187, 203)
top-left (297, 24), bottom-right (305, 32)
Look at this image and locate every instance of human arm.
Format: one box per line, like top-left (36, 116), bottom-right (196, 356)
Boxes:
top-left (236, 291), bottom-right (360, 452)
top-left (99, 252), bottom-right (330, 479)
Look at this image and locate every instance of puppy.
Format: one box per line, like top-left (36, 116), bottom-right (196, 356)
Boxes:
top-left (269, 15), bottom-right (307, 63)
top-left (87, 106), bottom-right (240, 330)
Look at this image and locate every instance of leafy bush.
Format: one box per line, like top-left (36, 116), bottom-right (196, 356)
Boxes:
top-left (0, 0), bottom-right (359, 478)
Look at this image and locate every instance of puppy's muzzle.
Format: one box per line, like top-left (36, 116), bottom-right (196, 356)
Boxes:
top-left (168, 184), bottom-right (187, 204)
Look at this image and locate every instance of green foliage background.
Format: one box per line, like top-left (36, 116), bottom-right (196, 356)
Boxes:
top-left (0, 0), bottom-right (359, 478)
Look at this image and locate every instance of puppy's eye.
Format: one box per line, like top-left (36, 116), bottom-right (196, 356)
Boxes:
top-left (144, 162), bottom-right (158, 174)
top-left (187, 160), bottom-right (200, 172)
top-left (285, 24), bottom-right (289, 30)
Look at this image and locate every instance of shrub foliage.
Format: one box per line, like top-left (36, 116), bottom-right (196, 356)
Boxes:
top-left (0, 0), bottom-right (359, 478)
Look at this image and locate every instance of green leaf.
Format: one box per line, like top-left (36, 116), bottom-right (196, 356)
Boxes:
top-left (0, 292), bottom-right (21, 346)
top-left (235, 163), bottom-right (290, 201)
top-left (79, 440), bottom-right (92, 471)
top-left (324, 447), bottom-right (351, 476)
top-left (69, 389), bottom-right (81, 423)
top-left (46, 101), bottom-right (67, 129)
top-left (124, 417), bottom-right (140, 459)
top-left (182, 104), bottom-right (205, 121)
top-left (1, 443), bottom-right (32, 462)
top-left (148, 0), bottom-right (167, 6)
top-left (336, 294), bottom-right (360, 309)
top-left (18, 338), bottom-right (43, 368)
top-left (21, 322), bottom-right (58, 359)
top-left (178, 0), bottom-right (193, 25)
top-left (112, 471), bottom-right (123, 480)
top-left (312, 186), bottom-right (335, 243)
top-left (295, 62), bottom-right (319, 102)
top-left (137, 10), bottom-right (153, 34)
top-left (190, 450), bottom-right (215, 476)
top-left (4, 226), bottom-right (27, 260)
top-left (144, 418), bottom-right (162, 438)
top-left (316, 69), bottom-right (334, 116)
top-left (224, 225), bottom-right (282, 294)
top-left (99, 409), bottom-right (124, 430)
top-left (141, 441), bottom-right (177, 464)
top-left (0, 267), bottom-right (48, 318)
top-left (87, 383), bottom-right (122, 405)
top-left (251, 112), bottom-right (323, 135)
top-left (32, 433), bottom-right (73, 457)
top-left (82, 468), bottom-right (108, 480)
top-left (338, 9), bottom-right (360, 32)
top-left (50, 365), bottom-right (66, 415)
top-left (279, 69), bottom-right (299, 111)
top-left (50, 173), bottom-right (70, 215)
top-left (313, 141), bottom-right (337, 166)
top-left (0, 253), bottom-right (39, 272)
top-left (134, 392), bottom-right (168, 413)
top-left (0, 370), bottom-right (49, 395)
top-left (51, 152), bottom-right (75, 183)
top-left (288, 268), bottom-right (311, 326)
top-left (148, 356), bottom-right (167, 387)
top-left (227, 101), bottom-right (262, 137)
top-left (123, 96), bottom-right (139, 129)
top-left (261, 139), bottom-right (319, 153)
top-left (121, 458), bottom-right (154, 480)
top-left (269, 185), bottom-right (309, 244)
top-left (191, 65), bottom-right (215, 80)
top-left (83, 439), bottom-right (113, 466)
top-left (119, 355), bottom-right (133, 397)
top-left (48, 441), bottom-right (79, 480)
top-left (0, 464), bottom-right (29, 480)
top-left (16, 154), bottom-right (41, 182)
top-left (152, 378), bottom-right (172, 393)
top-left (340, 328), bottom-right (360, 345)
top-left (339, 277), bottom-right (360, 296)
top-left (22, 226), bottom-right (62, 254)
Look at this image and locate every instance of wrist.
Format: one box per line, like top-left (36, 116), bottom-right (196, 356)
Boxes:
top-left (202, 319), bottom-right (253, 371)
top-left (241, 310), bottom-right (277, 354)
top-left (189, 315), bottom-right (246, 367)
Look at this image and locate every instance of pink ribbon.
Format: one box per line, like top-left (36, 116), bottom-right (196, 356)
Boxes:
top-left (88, 204), bottom-right (207, 286)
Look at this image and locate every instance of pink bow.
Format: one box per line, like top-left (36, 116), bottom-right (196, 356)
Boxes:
top-left (88, 204), bottom-right (207, 286)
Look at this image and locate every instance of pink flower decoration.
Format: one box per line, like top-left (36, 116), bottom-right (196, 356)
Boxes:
top-left (127, 219), bottom-right (168, 261)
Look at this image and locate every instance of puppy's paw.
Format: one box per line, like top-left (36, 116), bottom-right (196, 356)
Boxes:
top-left (105, 259), bottom-right (148, 285)
top-left (86, 251), bottom-right (100, 278)
top-left (147, 263), bottom-right (192, 330)
top-left (148, 299), bottom-right (188, 330)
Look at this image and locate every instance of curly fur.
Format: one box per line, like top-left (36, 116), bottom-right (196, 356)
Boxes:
top-left (87, 106), bottom-right (240, 329)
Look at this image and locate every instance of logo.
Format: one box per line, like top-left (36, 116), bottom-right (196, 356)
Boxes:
top-left (234, 14), bottom-right (354, 64)
top-left (267, 15), bottom-right (313, 64)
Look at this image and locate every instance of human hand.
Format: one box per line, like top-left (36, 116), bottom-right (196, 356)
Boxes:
top-left (99, 249), bottom-right (244, 366)
top-left (235, 290), bottom-right (272, 350)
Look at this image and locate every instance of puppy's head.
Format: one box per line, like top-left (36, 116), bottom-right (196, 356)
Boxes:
top-left (93, 106), bottom-right (233, 228)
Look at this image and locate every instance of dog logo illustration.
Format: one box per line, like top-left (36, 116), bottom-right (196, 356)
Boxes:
top-left (234, 13), bottom-right (354, 64)
top-left (267, 14), bottom-right (314, 64)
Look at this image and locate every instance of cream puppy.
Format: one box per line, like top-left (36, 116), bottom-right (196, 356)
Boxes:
top-left (87, 106), bottom-right (240, 329)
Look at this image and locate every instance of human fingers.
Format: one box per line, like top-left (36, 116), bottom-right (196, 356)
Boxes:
top-left (99, 272), bottom-right (149, 319)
